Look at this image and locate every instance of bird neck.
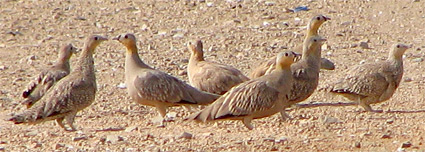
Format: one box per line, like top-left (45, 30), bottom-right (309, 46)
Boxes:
top-left (190, 51), bottom-right (204, 62)
top-left (306, 22), bottom-right (320, 38)
top-left (276, 64), bottom-right (291, 71)
top-left (125, 44), bottom-right (152, 70)
top-left (75, 46), bottom-right (95, 78)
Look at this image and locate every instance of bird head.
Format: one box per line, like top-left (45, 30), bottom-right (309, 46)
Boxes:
top-left (391, 43), bottom-right (410, 59)
top-left (85, 35), bottom-right (108, 52)
top-left (276, 51), bottom-right (297, 69)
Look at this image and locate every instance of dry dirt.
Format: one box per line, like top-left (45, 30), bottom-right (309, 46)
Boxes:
top-left (1, 0), bottom-right (425, 151)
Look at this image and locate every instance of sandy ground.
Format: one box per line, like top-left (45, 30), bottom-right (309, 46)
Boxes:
top-left (1, 0), bottom-right (425, 151)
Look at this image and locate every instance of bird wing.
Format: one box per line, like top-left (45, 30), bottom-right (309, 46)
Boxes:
top-left (190, 61), bottom-right (249, 94)
top-left (214, 80), bottom-right (280, 119)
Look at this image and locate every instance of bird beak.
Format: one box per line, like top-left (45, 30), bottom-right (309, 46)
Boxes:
top-left (99, 36), bottom-right (108, 41)
top-left (320, 38), bottom-right (327, 42)
top-left (324, 16), bottom-right (331, 21)
top-left (112, 35), bottom-right (120, 41)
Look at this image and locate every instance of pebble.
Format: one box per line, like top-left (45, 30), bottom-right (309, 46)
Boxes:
top-left (178, 132), bottom-right (193, 139)
top-left (117, 83), bottom-right (126, 89)
top-left (125, 126), bottom-right (138, 132)
top-left (173, 33), bottom-right (184, 39)
top-left (412, 58), bottom-right (423, 62)
top-left (0, 66), bottom-right (7, 71)
top-left (105, 135), bottom-right (124, 144)
top-left (322, 116), bottom-right (341, 124)
top-left (265, 1), bottom-right (275, 6)
top-left (206, 2), bottom-right (214, 7)
top-left (386, 119), bottom-right (394, 124)
top-left (178, 70), bottom-right (187, 76)
top-left (274, 137), bottom-right (288, 143)
top-left (403, 77), bottom-right (412, 82)
top-left (294, 17), bottom-right (301, 25)
top-left (165, 112), bottom-right (177, 121)
top-left (381, 134), bottom-right (391, 139)
top-left (401, 141), bottom-right (412, 148)
top-left (0, 147), bottom-right (4, 150)
top-left (359, 41), bottom-right (369, 49)
top-left (55, 143), bottom-right (65, 149)
top-left (72, 136), bottom-right (88, 141)
top-left (354, 142), bottom-right (361, 148)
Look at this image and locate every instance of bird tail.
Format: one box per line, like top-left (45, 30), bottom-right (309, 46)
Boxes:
top-left (7, 110), bottom-right (39, 124)
top-left (185, 98), bottom-right (226, 122)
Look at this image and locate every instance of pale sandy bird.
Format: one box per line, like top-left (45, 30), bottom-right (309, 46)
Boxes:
top-left (249, 15), bottom-right (333, 79)
top-left (22, 44), bottom-right (77, 108)
top-left (113, 33), bottom-right (220, 123)
top-left (187, 39), bottom-right (249, 95)
top-left (280, 35), bottom-right (326, 119)
top-left (188, 51), bottom-right (296, 130)
top-left (8, 35), bottom-right (108, 131)
top-left (322, 44), bottom-right (410, 112)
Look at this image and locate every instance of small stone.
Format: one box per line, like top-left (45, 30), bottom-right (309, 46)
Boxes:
top-left (165, 112), bottom-right (177, 121)
top-left (125, 126), bottom-right (138, 132)
top-left (263, 21), bottom-right (270, 26)
top-left (75, 16), bottom-right (86, 20)
top-left (179, 132), bottom-right (193, 139)
top-left (322, 116), bottom-right (341, 124)
top-left (152, 116), bottom-right (164, 127)
top-left (412, 58), bottom-right (423, 62)
top-left (413, 0), bottom-right (420, 2)
top-left (206, 2), bottom-right (214, 7)
top-left (381, 134), bottom-right (391, 139)
top-left (117, 83), bottom-right (126, 89)
top-left (350, 44), bottom-right (358, 48)
top-left (33, 142), bottom-right (42, 148)
top-left (72, 136), bottom-right (87, 141)
top-left (106, 135), bottom-right (124, 144)
top-left (0, 66), bottom-right (8, 70)
top-left (321, 43), bottom-right (330, 51)
top-left (141, 24), bottom-right (148, 31)
top-left (178, 70), bottom-right (187, 76)
top-left (354, 142), bottom-right (361, 148)
top-left (263, 137), bottom-right (275, 142)
top-left (158, 31), bottom-right (167, 36)
top-left (0, 147), bottom-right (4, 151)
top-left (387, 119), bottom-right (394, 124)
top-left (25, 131), bottom-right (38, 137)
top-left (264, 1), bottom-right (275, 6)
top-left (401, 141), bottom-right (412, 148)
top-left (274, 137), bottom-right (288, 143)
top-left (336, 33), bottom-right (344, 36)
top-left (359, 60), bottom-right (366, 64)
top-left (294, 17), bottom-right (301, 25)
top-left (55, 143), bottom-right (65, 149)
top-left (359, 42), bottom-right (369, 49)
top-left (404, 77), bottom-right (412, 82)
top-left (173, 33), bottom-right (184, 39)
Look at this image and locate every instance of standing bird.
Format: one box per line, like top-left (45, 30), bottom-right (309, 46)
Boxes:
top-left (321, 44), bottom-right (410, 112)
top-left (8, 35), bottom-right (108, 131)
top-left (22, 44), bottom-right (77, 108)
top-left (188, 51), bottom-right (296, 130)
top-left (249, 15), bottom-right (333, 79)
top-left (280, 35), bottom-right (326, 119)
top-left (113, 33), bottom-right (220, 124)
top-left (187, 39), bottom-right (249, 95)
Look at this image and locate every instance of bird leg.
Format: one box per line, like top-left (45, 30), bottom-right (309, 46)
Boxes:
top-left (65, 112), bottom-right (77, 131)
top-left (56, 117), bottom-right (66, 129)
top-left (358, 98), bottom-right (383, 113)
top-left (242, 117), bottom-right (254, 130)
top-left (154, 106), bottom-right (168, 127)
top-left (279, 111), bottom-right (292, 121)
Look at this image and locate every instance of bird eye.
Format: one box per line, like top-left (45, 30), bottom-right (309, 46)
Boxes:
top-left (124, 35), bottom-right (128, 39)
top-left (94, 37), bottom-right (99, 40)
top-left (314, 39), bottom-right (317, 42)
top-left (396, 45), bottom-right (400, 48)
top-left (317, 17), bottom-right (321, 20)
top-left (284, 53), bottom-right (289, 56)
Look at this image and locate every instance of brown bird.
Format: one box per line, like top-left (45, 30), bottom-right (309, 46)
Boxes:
top-left (8, 35), bottom-right (108, 131)
top-left (22, 44), bottom-right (77, 108)
top-left (187, 39), bottom-right (249, 95)
top-left (188, 51), bottom-right (296, 130)
top-left (321, 43), bottom-right (410, 112)
top-left (113, 33), bottom-right (220, 124)
top-left (280, 35), bottom-right (326, 119)
top-left (249, 14), bottom-right (333, 79)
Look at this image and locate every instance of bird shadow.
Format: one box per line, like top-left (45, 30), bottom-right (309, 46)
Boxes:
top-left (294, 101), bottom-right (425, 114)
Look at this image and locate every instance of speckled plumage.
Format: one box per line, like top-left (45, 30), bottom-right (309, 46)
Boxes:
top-left (188, 51), bottom-right (296, 130)
top-left (113, 33), bottom-right (220, 120)
top-left (8, 35), bottom-right (107, 131)
top-left (187, 40), bottom-right (249, 95)
top-left (249, 15), bottom-right (333, 79)
top-left (323, 43), bottom-right (410, 112)
top-left (22, 44), bottom-right (77, 108)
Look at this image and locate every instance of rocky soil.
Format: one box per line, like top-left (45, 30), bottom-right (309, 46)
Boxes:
top-left (1, 0), bottom-right (425, 151)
